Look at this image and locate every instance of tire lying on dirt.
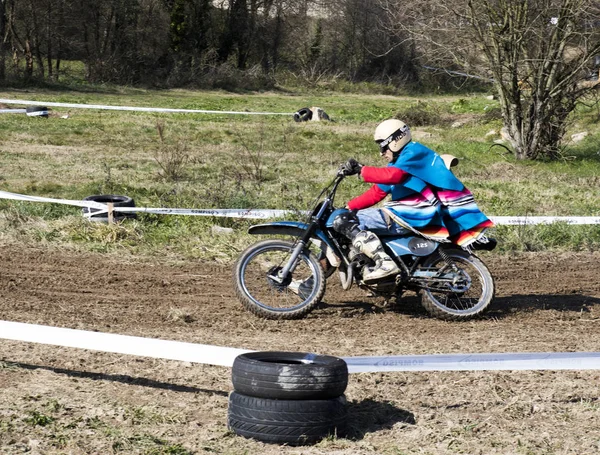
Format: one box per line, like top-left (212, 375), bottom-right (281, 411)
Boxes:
top-left (232, 351), bottom-right (348, 400)
top-left (227, 392), bottom-right (347, 445)
top-left (82, 195), bottom-right (137, 222)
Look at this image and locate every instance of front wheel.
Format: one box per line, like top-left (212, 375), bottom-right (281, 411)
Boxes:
top-left (233, 239), bottom-right (326, 320)
top-left (418, 248), bottom-right (495, 320)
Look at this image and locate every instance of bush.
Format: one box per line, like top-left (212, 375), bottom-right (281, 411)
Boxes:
top-left (394, 102), bottom-right (443, 127)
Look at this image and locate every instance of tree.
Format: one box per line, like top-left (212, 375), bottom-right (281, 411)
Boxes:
top-left (380, 0), bottom-right (600, 160)
top-left (0, 0), bottom-right (6, 80)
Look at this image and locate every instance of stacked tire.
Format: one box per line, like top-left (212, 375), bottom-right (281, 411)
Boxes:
top-left (228, 351), bottom-right (349, 445)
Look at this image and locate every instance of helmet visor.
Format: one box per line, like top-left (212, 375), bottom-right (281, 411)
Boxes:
top-left (376, 125), bottom-right (409, 154)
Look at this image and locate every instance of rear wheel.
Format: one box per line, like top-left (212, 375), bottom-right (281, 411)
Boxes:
top-left (418, 248), bottom-right (494, 320)
top-left (234, 239), bottom-right (326, 320)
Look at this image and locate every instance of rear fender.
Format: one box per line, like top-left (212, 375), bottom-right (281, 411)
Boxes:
top-left (248, 221), bottom-right (341, 267)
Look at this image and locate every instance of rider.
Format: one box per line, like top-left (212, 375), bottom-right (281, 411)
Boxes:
top-left (335, 118), bottom-right (494, 283)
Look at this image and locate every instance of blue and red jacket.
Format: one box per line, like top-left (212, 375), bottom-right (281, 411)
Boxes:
top-left (348, 142), bottom-right (493, 246)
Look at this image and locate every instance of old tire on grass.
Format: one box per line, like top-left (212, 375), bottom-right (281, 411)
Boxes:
top-left (82, 195), bottom-right (137, 222)
top-left (232, 351), bottom-right (348, 400)
top-left (293, 107), bottom-right (312, 122)
top-left (227, 392), bottom-right (347, 445)
top-left (25, 106), bottom-right (49, 117)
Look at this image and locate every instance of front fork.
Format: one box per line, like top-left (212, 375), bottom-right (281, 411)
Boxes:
top-left (268, 220), bottom-right (320, 284)
top-left (269, 239), bottom-right (307, 284)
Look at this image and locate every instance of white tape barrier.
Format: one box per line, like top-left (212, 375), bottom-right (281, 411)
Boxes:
top-left (0, 98), bottom-right (292, 116)
top-left (1, 189), bottom-right (600, 224)
top-left (102, 206), bottom-right (291, 220)
top-left (0, 190), bottom-right (290, 220)
top-left (0, 321), bottom-right (252, 367)
top-left (0, 190), bottom-right (107, 210)
top-left (345, 352), bottom-right (600, 373)
top-left (490, 216), bottom-right (600, 226)
top-left (2, 320), bottom-right (600, 373)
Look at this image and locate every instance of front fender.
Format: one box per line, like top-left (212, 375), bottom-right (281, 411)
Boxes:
top-left (248, 221), bottom-right (341, 267)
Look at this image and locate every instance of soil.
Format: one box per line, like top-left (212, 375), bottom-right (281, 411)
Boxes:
top-left (1, 244), bottom-right (600, 454)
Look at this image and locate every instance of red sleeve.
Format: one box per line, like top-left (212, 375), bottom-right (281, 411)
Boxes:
top-left (347, 185), bottom-right (388, 211)
top-left (360, 166), bottom-right (407, 184)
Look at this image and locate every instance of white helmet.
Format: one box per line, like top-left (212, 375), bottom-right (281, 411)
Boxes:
top-left (373, 119), bottom-right (411, 154)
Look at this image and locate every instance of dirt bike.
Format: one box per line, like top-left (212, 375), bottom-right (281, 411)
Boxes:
top-left (233, 166), bottom-right (496, 321)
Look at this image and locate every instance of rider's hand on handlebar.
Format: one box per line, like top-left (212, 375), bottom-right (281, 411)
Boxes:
top-left (340, 158), bottom-right (363, 176)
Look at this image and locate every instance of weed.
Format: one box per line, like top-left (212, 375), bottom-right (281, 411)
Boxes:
top-left (102, 163), bottom-right (114, 192)
top-left (45, 399), bottom-right (62, 413)
top-left (153, 121), bottom-right (190, 182)
top-left (25, 410), bottom-right (55, 427)
top-left (226, 123), bottom-right (270, 185)
top-left (0, 418), bottom-right (14, 432)
top-left (50, 432), bottom-right (69, 448)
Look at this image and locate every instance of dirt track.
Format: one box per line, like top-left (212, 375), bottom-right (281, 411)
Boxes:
top-left (2, 245), bottom-right (600, 454)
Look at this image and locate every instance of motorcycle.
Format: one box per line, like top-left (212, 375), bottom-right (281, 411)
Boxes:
top-left (233, 165), bottom-right (496, 321)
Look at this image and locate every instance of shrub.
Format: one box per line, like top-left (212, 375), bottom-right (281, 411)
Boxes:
top-left (394, 102), bottom-right (443, 127)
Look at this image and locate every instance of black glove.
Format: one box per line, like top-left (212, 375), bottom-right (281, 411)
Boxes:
top-left (340, 158), bottom-right (363, 176)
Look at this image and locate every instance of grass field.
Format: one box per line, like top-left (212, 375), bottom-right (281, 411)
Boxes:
top-left (1, 86), bottom-right (600, 259)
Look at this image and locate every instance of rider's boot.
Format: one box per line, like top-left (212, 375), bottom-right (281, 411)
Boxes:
top-left (352, 231), bottom-right (400, 283)
top-left (288, 276), bottom-right (314, 300)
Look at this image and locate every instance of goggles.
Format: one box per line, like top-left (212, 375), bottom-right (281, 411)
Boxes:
top-left (375, 125), bottom-right (409, 154)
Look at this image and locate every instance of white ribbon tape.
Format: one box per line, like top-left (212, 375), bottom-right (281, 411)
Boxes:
top-left (344, 352), bottom-right (600, 373)
top-left (0, 190), bottom-right (291, 219)
top-left (0, 321), bottom-right (252, 367)
top-left (1, 320), bottom-right (599, 373)
top-left (0, 190), bottom-right (108, 210)
top-left (0, 98), bottom-right (292, 116)
top-left (110, 206), bottom-right (291, 219)
top-left (490, 216), bottom-right (600, 225)
top-left (2, 189), bottom-right (599, 224)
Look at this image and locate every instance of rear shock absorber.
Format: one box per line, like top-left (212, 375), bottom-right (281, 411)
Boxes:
top-left (438, 247), bottom-right (459, 271)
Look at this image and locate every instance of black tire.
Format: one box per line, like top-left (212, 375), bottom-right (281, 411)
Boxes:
top-left (419, 248), bottom-right (495, 320)
top-left (228, 392), bottom-right (347, 445)
top-left (82, 195), bottom-right (137, 222)
top-left (232, 351), bottom-right (348, 400)
top-left (233, 239), bottom-right (326, 320)
top-left (293, 107), bottom-right (312, 122)
top-left (25, 106), bottom-right (49, 117)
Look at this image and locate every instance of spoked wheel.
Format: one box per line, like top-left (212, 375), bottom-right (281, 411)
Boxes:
top-left (233, 239), bottom-right (326, 319)
top-left (418, 248), bottom-right (494, 320)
